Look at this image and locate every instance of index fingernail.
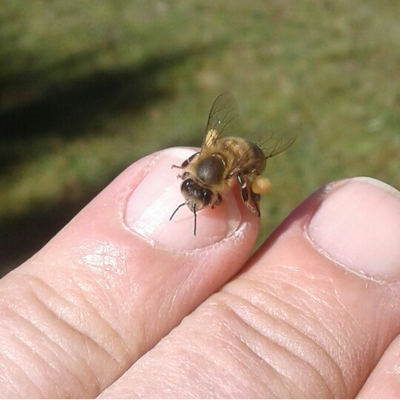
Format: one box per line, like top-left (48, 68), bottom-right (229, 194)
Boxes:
top-left (124, 149), bottom-right (242, 250)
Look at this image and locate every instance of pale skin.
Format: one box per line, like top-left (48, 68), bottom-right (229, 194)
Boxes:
top-left (1, 147), bottom-right (400, 398)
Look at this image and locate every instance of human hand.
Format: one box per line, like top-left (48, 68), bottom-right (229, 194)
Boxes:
top-left (1, 148), bottom-right (400, 398)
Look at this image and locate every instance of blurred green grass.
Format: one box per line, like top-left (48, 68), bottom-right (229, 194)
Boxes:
top-left (1, 0), bottom-right (400, 272)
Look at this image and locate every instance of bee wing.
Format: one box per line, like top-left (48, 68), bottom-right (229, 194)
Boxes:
top-left (263, 132), bottom-right (297, 160)
top-left (202, 91), bottom-right (239, 149)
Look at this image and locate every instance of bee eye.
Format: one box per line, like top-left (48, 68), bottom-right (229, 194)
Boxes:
top-left (202, 190), bottom-right (212, 207)
top-left (181, 179), bottom-right (196, 194)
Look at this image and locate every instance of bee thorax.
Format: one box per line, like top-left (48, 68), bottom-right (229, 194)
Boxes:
top-left (196, 154), bottom-right (226, 184)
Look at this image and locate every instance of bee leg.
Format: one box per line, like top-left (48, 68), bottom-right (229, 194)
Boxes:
top-left (210, 193), bottom-right (222, 209)
top-left (250, 190), bottom-right (261, 217)
top-left (175, 171), bottom-right (190, 180)
top-left (171, 152), bottom-right (200, 169)
top-left (237, 174), bottom-right (258, 215)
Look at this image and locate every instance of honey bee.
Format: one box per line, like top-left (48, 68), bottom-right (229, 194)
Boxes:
top-left (170, 92), bottom-right (295, 235)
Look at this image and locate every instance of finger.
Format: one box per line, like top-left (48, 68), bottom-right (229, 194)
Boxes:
top-left (0, 148), bottom-right (260, 398)
top-left (357, 336), bottom-right (400, 398)
top-left (98, 177), bottom-right (400, 398)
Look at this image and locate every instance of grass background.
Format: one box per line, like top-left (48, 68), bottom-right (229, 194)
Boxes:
top-left (1, 0), bottom-right (400, 276)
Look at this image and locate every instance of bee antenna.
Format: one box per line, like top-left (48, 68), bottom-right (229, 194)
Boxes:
top-left (169, 202), bottom-right (198, 236)
top-left (169, 202), bottom-right (187, 221)
top-left (193, 205), bottom-right (197, 236)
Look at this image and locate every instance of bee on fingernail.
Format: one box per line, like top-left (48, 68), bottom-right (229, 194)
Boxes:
top-left (170, 91), bottom-right (295, 235)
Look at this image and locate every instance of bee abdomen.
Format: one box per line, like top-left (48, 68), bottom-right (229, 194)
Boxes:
top-left (250, 143), bottom-right (266, 171)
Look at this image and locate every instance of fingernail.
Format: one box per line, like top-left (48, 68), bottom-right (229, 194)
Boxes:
top-left (124, 148), bottom-right (241, 250)
top-left (308, 177), bottom-right (400, 281)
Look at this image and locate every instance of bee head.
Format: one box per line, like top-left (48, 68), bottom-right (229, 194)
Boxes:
top-left (180, 179), bottom-right (213, 212)
top-left (169, 178), bottom-right (213, 235)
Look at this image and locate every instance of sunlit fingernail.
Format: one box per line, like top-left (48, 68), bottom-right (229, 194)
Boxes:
top-left (308, 177), bottom-right (400, 280)
top-left (124, 148), bottom-right (241, 250)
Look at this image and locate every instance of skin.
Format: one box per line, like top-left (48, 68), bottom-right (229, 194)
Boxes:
top-left (1, 147), bottom-right (400, 398)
